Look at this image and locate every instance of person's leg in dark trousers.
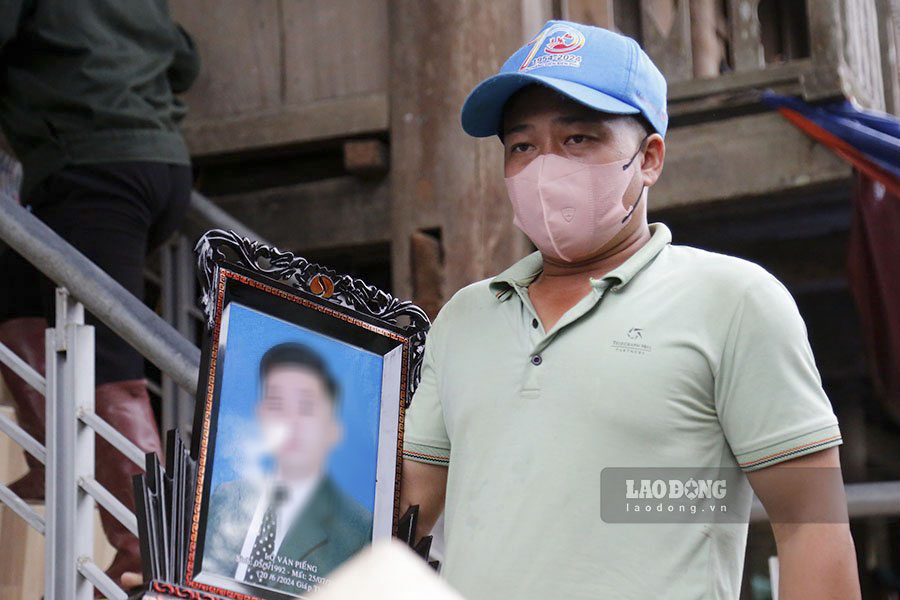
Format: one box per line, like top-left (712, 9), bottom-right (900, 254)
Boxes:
top-left (0, 251), bottom-right (48, 499)
top-left (26, 161), bottom-right (191, 582)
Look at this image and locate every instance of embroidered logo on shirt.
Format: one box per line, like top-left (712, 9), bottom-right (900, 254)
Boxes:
top-left (613, 327), bottom-right (652, 355)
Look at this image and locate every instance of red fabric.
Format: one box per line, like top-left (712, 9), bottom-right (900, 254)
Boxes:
top-left (847, 173), bottom-right (900, 423)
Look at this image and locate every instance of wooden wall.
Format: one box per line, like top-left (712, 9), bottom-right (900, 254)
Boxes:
top-left (168, 0), bottom-right (390, 156)
top-left (169, 0), bottom-right (897, 304)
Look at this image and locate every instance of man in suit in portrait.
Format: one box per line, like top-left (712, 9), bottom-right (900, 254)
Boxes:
top-left (202, 342), bottom-right (373, 595)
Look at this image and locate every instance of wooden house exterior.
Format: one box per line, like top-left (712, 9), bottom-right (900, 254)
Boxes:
top-left (166, 2), bottom-right (900, 595)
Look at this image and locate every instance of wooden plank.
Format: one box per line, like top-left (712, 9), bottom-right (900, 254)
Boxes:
top-left (409, 231), bottom-right (444, 322)
top-left (727, 0), bottom-right (765, 71)
top-left (838, 0), bottom-right (885, 110)
top-left (640, 0), bottom-right (693, 82)
top-left (181, 92), bottom-right (389, 156)
top-left (562, 0), bottom-right (614, 27)
top-left (168, 0), bottom-right (282, 119)
top-left (668, 60), bottom-right (808, 100)
top-left (343, 139), bottom-right (389, 177)
top-left (281, 0), bottom-right (389, 105)
top-left (389, 0), bottom-right (532, 301)
top-left (803, 0), bottom-right (884, 108)
top-left (649, 112), bottom-right (851, 211)
top-left (521, 0), bottom-right (554, 36)
top-left (667, 61), bottom-right (808, 119)
top-left (611, 0), bottom-right (642, 39)
top-left (212, 176), bottom-right (390, 253)
top-left (690, 0), bottom-right (727, 78)
top-left (875, 0), bottom-right (900, 115)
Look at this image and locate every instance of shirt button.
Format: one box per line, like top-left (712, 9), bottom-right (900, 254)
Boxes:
top-left (531, 354), bottom-right (542, 366)
top-left (532, 318), bottom-right (539, 329)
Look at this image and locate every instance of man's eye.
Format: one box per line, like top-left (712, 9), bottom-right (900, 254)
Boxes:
top-left (566, 134), bottom-right (589, 144)
top-left (510, 143), bottom-right (531, 153)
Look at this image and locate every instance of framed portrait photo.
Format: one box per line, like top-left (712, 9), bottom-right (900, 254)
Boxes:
top-left (181, 230), bottom-right (430, 600)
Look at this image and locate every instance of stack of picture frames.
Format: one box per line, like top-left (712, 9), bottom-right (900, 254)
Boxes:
top-left (131, 229), bottom-right (436, 599)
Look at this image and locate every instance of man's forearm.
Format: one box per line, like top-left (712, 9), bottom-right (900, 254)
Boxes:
top-left (400, 458), bottom-right (448, 542)
top-left (773, 523), bottom-right (860, 600)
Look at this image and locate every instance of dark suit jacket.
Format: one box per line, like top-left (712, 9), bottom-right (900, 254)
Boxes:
top-left (202, 476), bottom-right (372, 594)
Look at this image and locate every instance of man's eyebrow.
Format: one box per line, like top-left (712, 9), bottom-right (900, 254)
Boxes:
top-left (554, 114), bottom-right (610, 127)
top-left (502, 114), bottom-right (612, 136)
top-left (502, 122), bottom-right (532, 136)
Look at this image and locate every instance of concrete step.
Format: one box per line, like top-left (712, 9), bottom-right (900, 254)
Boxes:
top-left (0, 405), bottom-right (117, 600)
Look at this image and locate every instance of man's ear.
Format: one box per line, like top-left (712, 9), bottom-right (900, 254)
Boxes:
top-left (329, 415), bottom-right (344, 447)
top-left (640, 134), bottom-right (665, 187)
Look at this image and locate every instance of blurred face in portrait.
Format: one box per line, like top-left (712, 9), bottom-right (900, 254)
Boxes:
top-left (257, 365), bottom-right (342, 482)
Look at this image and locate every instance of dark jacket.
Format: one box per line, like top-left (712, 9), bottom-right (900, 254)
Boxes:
top-left (0, 0), bottom-right (199, 198)
top-left (202, 477), bottom-right (373, 595)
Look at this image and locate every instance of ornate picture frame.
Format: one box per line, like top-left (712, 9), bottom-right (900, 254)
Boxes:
top-left (160, 230), bottom-right (431, 599)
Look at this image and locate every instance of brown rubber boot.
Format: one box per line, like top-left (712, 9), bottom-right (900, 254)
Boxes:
top-left (0, 317), bottom-right (48, 502)
top-left (94, 379), bottom-right (163, 589)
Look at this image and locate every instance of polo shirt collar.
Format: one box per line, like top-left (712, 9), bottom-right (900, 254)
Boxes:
top-left (489, 222), bottom-right (672, 300)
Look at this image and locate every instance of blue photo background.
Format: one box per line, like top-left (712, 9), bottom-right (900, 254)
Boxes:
top-left (209, 302), bottom-right (384, 510)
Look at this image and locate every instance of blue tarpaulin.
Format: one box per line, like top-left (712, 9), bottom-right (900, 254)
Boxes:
top-left (760, 91), bottom-right (900, 188)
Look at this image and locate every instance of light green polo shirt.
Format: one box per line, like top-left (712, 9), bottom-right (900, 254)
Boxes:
top-left (402, 223), bottom-right (842, 600)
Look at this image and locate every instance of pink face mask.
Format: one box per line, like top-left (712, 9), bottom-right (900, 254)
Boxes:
top-left (505, 148), bottom-right (644, 263)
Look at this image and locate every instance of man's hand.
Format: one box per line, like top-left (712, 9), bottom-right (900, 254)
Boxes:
top-left (399, 459), bottom-right (448, 543)
top-left (746, 447), bottom-right (860, 600)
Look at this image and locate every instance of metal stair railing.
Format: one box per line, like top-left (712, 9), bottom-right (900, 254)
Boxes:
top-left (0, 188), bottom-right (202, 599)
top-left (0, 185), bottom-right (269, 599)
top-left (0, 191), bottom-right (200, 393)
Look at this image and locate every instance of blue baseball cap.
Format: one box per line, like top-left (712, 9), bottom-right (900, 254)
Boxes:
top-left (461, 20), bottom-right (668, 138)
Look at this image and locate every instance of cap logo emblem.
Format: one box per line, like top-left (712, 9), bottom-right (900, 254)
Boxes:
top-left (519, 24), bottom-right (585, 72)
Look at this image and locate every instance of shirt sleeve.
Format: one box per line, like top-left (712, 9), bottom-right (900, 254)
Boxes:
top-left (402, 319), bottom-right (450, 466)
top-left (715, 272), bottom-right (842, 472)
top-left (167, 23), bottom-right (201, 94)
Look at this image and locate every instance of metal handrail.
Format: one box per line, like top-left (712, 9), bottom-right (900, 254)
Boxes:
top-left (79, 409), bottom-right (146, 469)
top-left (0, 408), bottom-right (45, 463)
top-left (76, 557), bottom-right (127, 600)
top-left (0, 483), bottom-right (45, 533)
top-left (0, 339), bottom-right (46, 394)
top-left (0, 186), bottom-right (268, 599)
top-left (0, 190), bottom-right (200, 394)
top-left (79, 476), bottom-right (139, 536)
top-left (186, 190), bottom-right (269, 245)
top-left (750, 480), bottom-right (900, 522)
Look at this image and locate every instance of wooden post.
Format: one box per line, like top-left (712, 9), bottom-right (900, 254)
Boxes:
top-left (690, 0), bottom-right (727, 78)
top-left (562, 0), bottom-right (614, 27)
top-left (389, 0), bottom-right (532, 304)
top-left (640, 0), bottom-right (694, 82)
top-left (727, 0), bottom-right (765, 71)
top-left (875, 0), bottom-right (900, 115)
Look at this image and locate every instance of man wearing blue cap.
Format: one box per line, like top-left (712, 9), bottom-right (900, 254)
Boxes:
top-left (400, 20), bottom-right (860, 600)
